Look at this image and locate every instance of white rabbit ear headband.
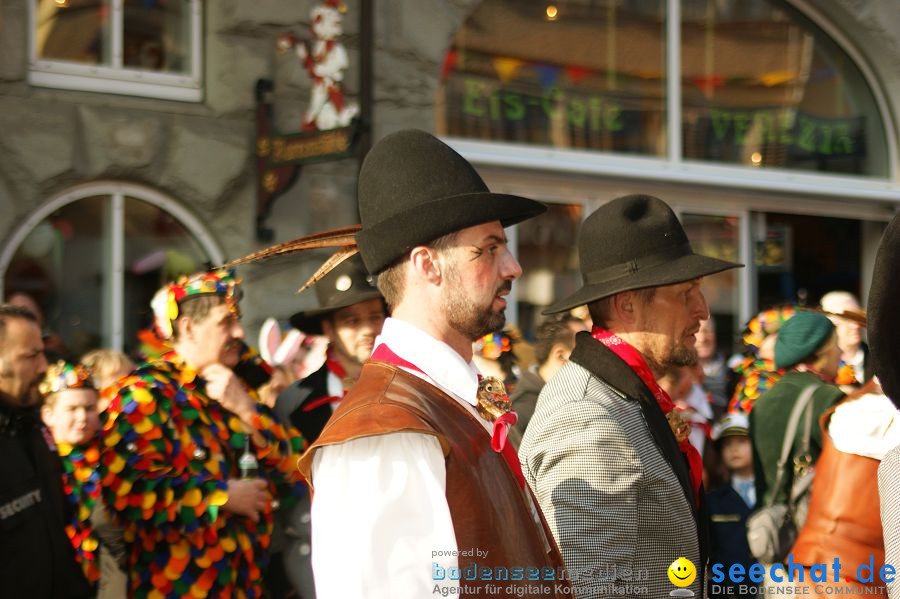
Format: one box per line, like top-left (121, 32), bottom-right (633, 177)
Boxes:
top-left (259, 318), bottom-right (305, 367)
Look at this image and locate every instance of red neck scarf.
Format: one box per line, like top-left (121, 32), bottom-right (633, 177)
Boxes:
top-left (302, 347), bottom-right (350, 412)
top-left (591, 326), bottom-right (702, 502)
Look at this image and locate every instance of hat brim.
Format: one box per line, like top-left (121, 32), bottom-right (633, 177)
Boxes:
top-left (543, 253), bottom-right (742, 314)
top-left (289, 287), bottom-right (384, 335)
top-left (868, 214), bottom-right (900, 407)
top-left (357, 192), bottom-right (546, 274)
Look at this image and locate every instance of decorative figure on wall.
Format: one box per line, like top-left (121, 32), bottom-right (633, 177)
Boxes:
top-left (277, 0), bottom-right (359, 131)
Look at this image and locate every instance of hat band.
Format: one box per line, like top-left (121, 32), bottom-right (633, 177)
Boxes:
top-left (583, 243), bottom-right (693, 285)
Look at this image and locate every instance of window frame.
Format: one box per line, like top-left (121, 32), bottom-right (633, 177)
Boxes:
top-left (443, 0), bottom-right (900, 200)
top-left (0, 181), bottom-right (223, 351)
top-left (27, 0), bottom-right (203, 102)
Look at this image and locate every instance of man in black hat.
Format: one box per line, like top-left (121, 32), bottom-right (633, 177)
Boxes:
top-left (276, 254), bottom-right (386, 444)
top-left (272, 254), bottom-right (385, 599)
top-left (519, 194), bottom-right (741, 598)
top-left (296, 129), bottom-right (569, 599)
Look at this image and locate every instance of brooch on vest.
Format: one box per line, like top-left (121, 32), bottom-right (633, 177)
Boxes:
top-left (476, 376), bottom-right (518, 452)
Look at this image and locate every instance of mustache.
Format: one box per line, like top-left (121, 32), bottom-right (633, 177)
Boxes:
top-left (496, 281), bottom-right (512, 296)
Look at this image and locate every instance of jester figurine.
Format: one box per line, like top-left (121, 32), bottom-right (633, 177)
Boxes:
top-left (98, 269), bottom-right (306, 599)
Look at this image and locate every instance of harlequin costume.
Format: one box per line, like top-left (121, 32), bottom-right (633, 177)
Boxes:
top-left (728, 306), bottom-right (796, 413)
top-left (99, 270), bottom-right (306, 599)
top-left (40, 362), bottom-right (106, 589)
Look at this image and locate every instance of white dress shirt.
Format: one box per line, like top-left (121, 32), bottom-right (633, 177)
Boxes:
top-left (309, 318), bottom-right (491, 598)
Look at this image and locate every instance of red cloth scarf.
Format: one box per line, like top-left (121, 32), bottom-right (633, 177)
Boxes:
top-left (591, 326), bottom-right (702, 503)
top-left (302, 347), bottom-right (349, 412)
top-left (371, 343), bottom-right (526, 489)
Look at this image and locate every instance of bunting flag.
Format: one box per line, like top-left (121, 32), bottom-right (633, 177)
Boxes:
top-left (534, 63), bottom-right (561, 89)
top-left (565, 65), bottom-right (591, 84)
top-left (691, 74), bottom-right (725, 96)
top-left (491, 56), bottom-right (525, 83)
top-left (759, 70), bottom-right (796, 87)
top-left (441, 49), bottom-right (459, 80)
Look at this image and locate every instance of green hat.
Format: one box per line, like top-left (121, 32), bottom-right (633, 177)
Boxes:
top-left (774, 311), bottom-right (835, 370)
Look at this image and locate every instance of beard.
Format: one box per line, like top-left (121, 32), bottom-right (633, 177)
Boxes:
top-left (667, 341), bottom-right (699, 368)
top-left (441, 262), bottom-right (510, 341)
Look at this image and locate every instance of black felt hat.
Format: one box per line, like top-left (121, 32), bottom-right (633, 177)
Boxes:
top-left (544, 194), bottom-right (743, 314)
top-left (289, 254), bottom-right (383, 335)
top-left (867, 212), bottom-right (900, 407)
top-left (355, 129), bottom-right (547, 274)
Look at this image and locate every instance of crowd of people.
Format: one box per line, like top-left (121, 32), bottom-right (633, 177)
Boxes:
top-left (2, 128), bottom-right (899, 599)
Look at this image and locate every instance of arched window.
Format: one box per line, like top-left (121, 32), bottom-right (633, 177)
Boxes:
top-left (0, 182), bottom-right (222, 358)
top-left (438, 0), bottom-right (890, 177)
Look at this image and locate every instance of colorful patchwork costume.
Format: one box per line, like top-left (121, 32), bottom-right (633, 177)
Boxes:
top-left (99, 270), bottom-right (306, 598)
top-left (40, 361), bottom-right (105, 589)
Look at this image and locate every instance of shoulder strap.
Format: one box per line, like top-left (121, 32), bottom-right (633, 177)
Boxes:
top-left (767, 383), bottom-right (818, 507)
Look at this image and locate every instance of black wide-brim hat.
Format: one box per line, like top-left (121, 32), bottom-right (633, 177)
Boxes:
top-left (355, 129), bottom-right (546, 274)
top-left (867, 211), bottom-right (900, 407)
top-left (289, 254), bottom-right (383, 335)
top-left (544, 194), bottom-right (743, 314)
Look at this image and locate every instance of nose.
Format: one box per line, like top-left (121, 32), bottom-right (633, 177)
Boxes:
top-left (693, 288), bottom-right (710, 321)
top-left (501, 251), bottom-right (523, 281)
top-left (36, 351), bottom-right (48, 377)
top-left (232, 322), bottom-right (245, 340)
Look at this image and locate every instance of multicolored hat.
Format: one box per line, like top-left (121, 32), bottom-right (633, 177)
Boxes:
top-left (150, 268), bottom-right (241, 340)
top-left (39, 361), bottom-right (95, 397)
top-left (742, 305), bottom-right (796, 352)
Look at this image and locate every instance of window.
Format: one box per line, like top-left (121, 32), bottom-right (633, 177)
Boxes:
top-left (29, 0), bottom-right (202, 102)
top-left (439, 0), bottom-right (890, 180)
top-left (0, 183), bottom-right (222, 358)
top-left (438, 0), bottom-right (668, 156)
top-left (681, 0), bottom-right (887, 176)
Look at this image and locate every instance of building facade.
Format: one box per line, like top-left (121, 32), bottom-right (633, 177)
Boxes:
top-left (1, 0), bottom-right (898, 358)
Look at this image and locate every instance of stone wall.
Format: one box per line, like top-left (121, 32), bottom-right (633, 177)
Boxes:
top-left (0, 0), bottom-right (898, 348)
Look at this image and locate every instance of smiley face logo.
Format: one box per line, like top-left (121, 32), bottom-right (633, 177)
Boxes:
top-left (667, 557), bottom-right (696, 588)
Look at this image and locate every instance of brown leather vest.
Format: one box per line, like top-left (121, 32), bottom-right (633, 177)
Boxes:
top-left (790, 404), bottom-right (885, 596)
top-left (298, 362), bottom-right (570, 598)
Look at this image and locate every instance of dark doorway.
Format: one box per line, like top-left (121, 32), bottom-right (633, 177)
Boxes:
top-left (756, 213), bottom-right (861, 310)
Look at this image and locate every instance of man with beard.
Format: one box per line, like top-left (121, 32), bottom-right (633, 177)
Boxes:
top-left (296, 129), bottom-right (570, 598)
top-left (0, 305), bottom-right (91, 598)
top-left (272, 255), bottom-right (385, 598)
top-left (99, 270), bottom-right (306, 598)
top-left (519, 195), bottom-right (741, 598)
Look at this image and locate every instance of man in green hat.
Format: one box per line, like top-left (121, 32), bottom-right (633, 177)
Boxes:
top-left (749, 310), bottom-right (844, 508)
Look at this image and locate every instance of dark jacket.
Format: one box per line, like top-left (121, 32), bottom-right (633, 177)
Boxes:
top-left (707, 482), bottom-right (758, 598)
top-left (749, 370), bottom-right (844, 506)
top-left (275, 363), bottom-right (331, 445)
top-left (510, 369), bottom-right (544, 438)
top-left (0, 403), bottom-right (91, 598)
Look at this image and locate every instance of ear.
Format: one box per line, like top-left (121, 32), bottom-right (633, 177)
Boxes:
top-left (40, 402), bottom-right (53, 423)
top-left (259, 318), bottom-right (282, 364)
top-left (610, 291), bottom-right (638, 325)
top-left (409, 246), bottom-right (443, 285)
top-left (320, 317), bottom-right (336, 343)
top-left (550, 343), bottom-right (570, 364)
top-left (275, 329), bottom-right (304, 366)
top-left (174, 316), bottom-right (193, 342)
